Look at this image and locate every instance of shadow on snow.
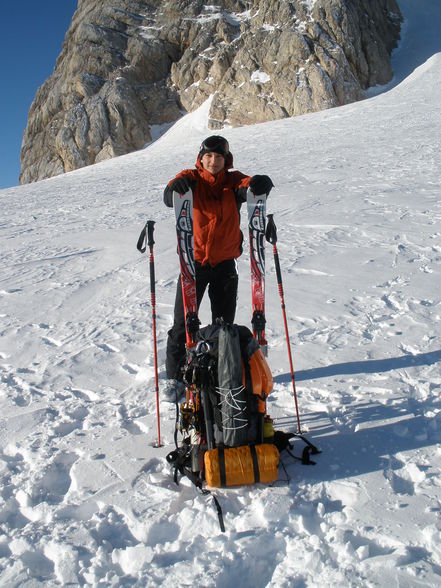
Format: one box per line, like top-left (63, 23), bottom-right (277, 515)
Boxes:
top-left (273, 349), bottom-right (441, 483)
top-left (274, 349), bottom-right (441, 383)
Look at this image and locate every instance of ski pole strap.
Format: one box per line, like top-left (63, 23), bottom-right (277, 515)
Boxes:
top-left (136, 225), bottom-right (147, 253)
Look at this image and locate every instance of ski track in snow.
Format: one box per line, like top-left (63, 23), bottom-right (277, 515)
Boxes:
top-left (2, 4), bottom-right (441, 586)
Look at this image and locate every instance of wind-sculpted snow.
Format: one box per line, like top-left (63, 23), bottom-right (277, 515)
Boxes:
top-left (1, 16), bottom-right (441, 588)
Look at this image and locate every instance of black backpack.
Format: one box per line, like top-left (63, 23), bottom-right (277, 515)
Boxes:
top-left (185, 322), bottom-right (272, 447)
top-left (166, 321), bottom-right (320, 531)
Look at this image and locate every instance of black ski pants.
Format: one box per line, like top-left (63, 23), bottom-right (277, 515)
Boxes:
top-left (166, 259), bottom-right (238, 380)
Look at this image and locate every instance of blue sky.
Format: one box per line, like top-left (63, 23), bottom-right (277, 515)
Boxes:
top-left (0, 1), bottom-right (78, 190)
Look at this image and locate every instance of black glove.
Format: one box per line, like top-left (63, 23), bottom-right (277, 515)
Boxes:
top-left (164, 176), bottom-right (194, 207)
top-left (169, 176), bottom-right (193, 195)
top-left (249, 175), bottom-right (274, 196)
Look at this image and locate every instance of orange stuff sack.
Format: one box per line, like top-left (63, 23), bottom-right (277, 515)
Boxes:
top-left (246, 347), bottom-right (273, 413)
top-left (204, 444), bottom-right (279, 488)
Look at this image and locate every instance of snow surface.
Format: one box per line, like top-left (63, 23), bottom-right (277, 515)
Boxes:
top-left (1, 2), bottom-right (441, 586)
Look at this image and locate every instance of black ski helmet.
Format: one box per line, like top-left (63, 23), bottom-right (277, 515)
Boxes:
top-left (199, 135), bottom-right (229, 158)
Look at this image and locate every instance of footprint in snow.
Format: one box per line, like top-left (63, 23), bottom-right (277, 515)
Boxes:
top-left (341, 529), bottom-right (396, 561)
top-left (25, 451), bottom-right (78, 508)
top-left (383, 456), bottom-right (426, 496)
top-left (67, 386), bottom-right (100, 402)
top-left (11, 548), bottom-right (54, 580)
top-left (33, 322), bottom-right (52, 330)
top-left (1, 370), bottom-right (32, 407)
top-left (0, 288), bottom-right (22, 294)
top-left (122, 363), bottom-right (139, 375)
top-left (95, 342), bottom-right (120, 353)
top-left (42, 336), bottom-right (63, 347)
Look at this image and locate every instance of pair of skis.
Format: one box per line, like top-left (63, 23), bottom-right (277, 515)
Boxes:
top-left (173, 189), bottom-right (267, 352)
top-left (173, 188), bottom-right (302, 432)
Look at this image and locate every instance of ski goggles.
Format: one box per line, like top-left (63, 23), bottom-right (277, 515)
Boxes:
top-left (199, 136), bottom-right (229, 157)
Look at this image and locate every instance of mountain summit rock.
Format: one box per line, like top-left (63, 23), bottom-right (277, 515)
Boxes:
top-left (20, 0), bottom-right (401, 184)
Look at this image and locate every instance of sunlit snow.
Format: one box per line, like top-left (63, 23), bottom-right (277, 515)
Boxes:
top-left (1, 1), bottom-right (441, 585)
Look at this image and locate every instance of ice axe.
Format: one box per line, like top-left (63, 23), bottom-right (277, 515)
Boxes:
top-left (137, 220), bottom-right (162, 447)
top-left (265, 214), bottom-right (302, 433)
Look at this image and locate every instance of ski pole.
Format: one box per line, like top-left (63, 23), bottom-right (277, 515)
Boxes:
top-left (265, 214), bottom-right (302, 433)
top-left (137, 220), bottom-right (162, 447)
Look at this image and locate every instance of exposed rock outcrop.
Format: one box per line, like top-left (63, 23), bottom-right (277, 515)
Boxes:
top-left (20, 0), bottom-right (402, 184)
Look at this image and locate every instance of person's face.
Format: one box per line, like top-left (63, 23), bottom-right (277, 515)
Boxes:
top-left (201, 152), bottom-right (225, 175)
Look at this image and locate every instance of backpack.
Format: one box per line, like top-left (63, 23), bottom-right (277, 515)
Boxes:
top-left (166, 321), bottom-right (320, 531)
top-left (167, 322), bottom-right (278, 486)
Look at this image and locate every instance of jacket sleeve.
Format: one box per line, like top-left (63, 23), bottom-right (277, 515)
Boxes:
top-left (231, 171), bottom-right (251, 204)
top-left (163, 170), bottom-right (196, 207)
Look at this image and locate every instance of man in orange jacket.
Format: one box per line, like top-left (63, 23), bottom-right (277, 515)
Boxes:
top-left (163, 135), bottom-right (273, 400)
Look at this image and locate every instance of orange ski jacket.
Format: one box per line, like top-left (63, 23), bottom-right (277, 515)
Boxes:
top-left (165, 153), bottom-right (251, 266)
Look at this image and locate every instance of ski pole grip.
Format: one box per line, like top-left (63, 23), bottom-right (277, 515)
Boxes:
top-left (147, 221), bottom-right (156, 294)
top-left (265, 214), bottom-right (278, 244)
top-left (147, 220), bottom-right (155, 248)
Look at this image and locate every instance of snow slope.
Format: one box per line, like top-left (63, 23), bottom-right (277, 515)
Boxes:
top-left (1, 4), bottom-right (441, 587)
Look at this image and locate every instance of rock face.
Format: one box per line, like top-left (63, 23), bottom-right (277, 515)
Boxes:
top-left (20, 0), bottom-right (402, 184)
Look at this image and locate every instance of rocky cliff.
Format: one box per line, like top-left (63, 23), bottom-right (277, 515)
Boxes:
top-left (20, 0), bottom-right (402, 184)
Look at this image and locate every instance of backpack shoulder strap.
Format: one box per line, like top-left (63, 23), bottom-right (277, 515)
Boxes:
top-left (166, 439), bottom-right (226, 533)
top-left (274, 430), bottom-right (322, 465)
